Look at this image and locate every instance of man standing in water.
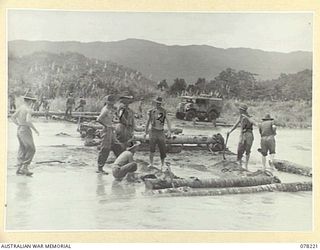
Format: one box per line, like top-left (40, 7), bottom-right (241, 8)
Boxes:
top-left (258, 114), bottom-right (277, 170)
top-left (227, 104), bottom-right (254, 170)
top-left (144, 96), bottom-right (172, 171)
top-left (117, 94), bottom-right (135, 146)
top-left (11, 92), bottom-right (39, 176)
top-left (96, 95), bottom-right (121, 174)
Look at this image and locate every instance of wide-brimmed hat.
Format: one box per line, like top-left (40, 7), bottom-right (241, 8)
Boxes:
top-left (262, 114), bottom-right (274, 121)
top-left (239, 104), bottom-right (248, 112)
top-left (103, 95), bottom-right (117, 103)
top-left (127, 140), bottom-right (141, 151)
top-left (22, 92), bottom-right (37, 101)
top-left (119, 95), bottom-right (134, 102)
top-left (153, 96), bottom-right (163, 104)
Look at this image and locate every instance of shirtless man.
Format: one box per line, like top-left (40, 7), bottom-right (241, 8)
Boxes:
top-left (11, 92), bottom-right (39, 176)
top-left (112, 141), bottom-right (141, 181)
top-left (144, 96), bottom-right (172, 170)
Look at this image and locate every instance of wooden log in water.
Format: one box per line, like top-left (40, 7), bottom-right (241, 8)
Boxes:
top-left (146, 182), bottom-right (312, 197)
top-left (79, 122), bottom-right (183, 134)
top-left (133, 133), bottom-right (224, 146)
top-left (273, 159), bottom-right (312, 177)
top-left (144, 176), bottom-right (281, 190)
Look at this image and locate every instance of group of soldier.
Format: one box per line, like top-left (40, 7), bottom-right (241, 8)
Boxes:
top-left (11, 89), bottom-right (276, 179)
top-left (228, 104), bottom-right (277, 171)
top-left (96, 94), bottom-right (172, 180)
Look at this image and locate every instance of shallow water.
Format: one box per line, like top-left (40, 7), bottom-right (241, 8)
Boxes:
top-left (6, 119), bottom-right (312, 231)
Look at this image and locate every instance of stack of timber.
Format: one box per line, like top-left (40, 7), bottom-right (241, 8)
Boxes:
top-left (273, 159), bottom-right (312, 177)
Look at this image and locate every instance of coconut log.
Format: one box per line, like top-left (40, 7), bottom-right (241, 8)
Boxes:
top-left (133, 133), bottom-right (224, 146)
top-left (79, 122), bottom-right (183, 134)
top-left (145, 182), bottom-right (312, 197)
top-left (273, 159), bottom-right (312, 177)
top-left (31, 111), bottom-right (100, 118)
top-left (144, 176), bottom-right (280, 190)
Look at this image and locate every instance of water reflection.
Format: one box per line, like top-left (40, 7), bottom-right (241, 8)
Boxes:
top-left (111, 180), bottom-right (136, 198)
top-left (96, 174), bottom-right (106, 198)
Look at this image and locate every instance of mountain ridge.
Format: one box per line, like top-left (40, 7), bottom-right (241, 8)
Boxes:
top-left (9, 39), bottom-right (312, 82)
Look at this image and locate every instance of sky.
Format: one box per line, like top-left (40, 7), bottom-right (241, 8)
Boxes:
top-left (7, 10), bottom-right (313, 53)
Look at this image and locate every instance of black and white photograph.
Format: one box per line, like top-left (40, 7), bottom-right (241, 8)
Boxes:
top-left (6, 10), bottom-right (313, 232)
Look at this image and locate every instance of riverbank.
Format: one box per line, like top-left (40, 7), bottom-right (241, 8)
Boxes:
top-left (13, 96), bottom-right (312, 128)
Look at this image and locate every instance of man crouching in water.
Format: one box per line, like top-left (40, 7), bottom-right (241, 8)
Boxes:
top-left (112, 141), bottom-right (141, 181)
top-left (11, 92), bottom-right (40, 176)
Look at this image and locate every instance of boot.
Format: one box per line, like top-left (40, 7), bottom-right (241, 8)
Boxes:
top-left (22, 165), bottom-right (33, 176)
top-left (96, 166), bottom-right (108, 175)
top-left (16, 164), bottom-right (24, 175)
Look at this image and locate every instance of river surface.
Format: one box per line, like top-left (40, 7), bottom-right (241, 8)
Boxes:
top-left (5, 119), bottom-right (312, 231)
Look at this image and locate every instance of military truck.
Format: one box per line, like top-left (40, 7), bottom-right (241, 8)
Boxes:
top-left (175, 95), bottom-right (223, 122)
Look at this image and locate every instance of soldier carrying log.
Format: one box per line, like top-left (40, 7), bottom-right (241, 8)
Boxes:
top-left (144, 96), bottom-right (172, 170)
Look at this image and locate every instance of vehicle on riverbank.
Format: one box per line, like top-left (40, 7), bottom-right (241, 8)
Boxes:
top-left (175, 95), bottom-right (223, 122)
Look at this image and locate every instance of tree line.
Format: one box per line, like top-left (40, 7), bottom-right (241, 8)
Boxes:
top-left (159, 68), bottom-right (312, 101)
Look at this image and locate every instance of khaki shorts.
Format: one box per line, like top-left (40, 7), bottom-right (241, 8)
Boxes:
top-left (149, 129), bottom-right (166, 159)
top-left (237, 131), bottom-right (254, 161)
top-left (260, 135), bottom-right (276, 156)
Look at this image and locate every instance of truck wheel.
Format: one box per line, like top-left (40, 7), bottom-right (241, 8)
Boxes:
top-left (208, 111), bottom-right (218, 122)
top-left (176, 112), bottom-right (185, 120)
top-left (185, 110), bottom-right (196, 121)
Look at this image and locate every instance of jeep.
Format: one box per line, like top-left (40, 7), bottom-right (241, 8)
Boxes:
top-left (175, 95), bottom-right (223, 122)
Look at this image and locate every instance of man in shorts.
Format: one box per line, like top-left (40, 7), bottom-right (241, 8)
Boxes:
top-left (11, 92), bottom-right (40, 176)
top-left (96, 95), bottom-right (123, 174)
top-left (144, 96), bottom-right (172, 170)
top-left (258, 114), bottom-right (277, 170)
top-left (112, 141), bottom-right (141, 181)
top-left (227, 104), bottom-right (254, 170)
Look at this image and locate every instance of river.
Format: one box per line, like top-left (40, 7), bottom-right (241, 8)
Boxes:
top-left (5, 119), bottom-right (312, 231)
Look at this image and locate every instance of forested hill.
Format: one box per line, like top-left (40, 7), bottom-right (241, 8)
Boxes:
top-left (8, 51), bottom-right (156, 99)
top-left (9, 39), bottom-right (312, 82)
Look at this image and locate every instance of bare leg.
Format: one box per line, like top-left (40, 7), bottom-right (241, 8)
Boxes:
top-left (245, 154), bottom-right (250, 170)
top-left (160, 158), bottom-right (165, 171)
top-left (262, 156), bottom-right (266, 170)
top-left (149, 152), bottom-right (154, 167)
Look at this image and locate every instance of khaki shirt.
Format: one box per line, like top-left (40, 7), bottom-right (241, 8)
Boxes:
top-left (118, 104), bottom-right (135, 128)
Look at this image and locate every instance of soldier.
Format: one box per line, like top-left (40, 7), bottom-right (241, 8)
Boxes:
top-left (144, 96), bottom-right (172, 170)
top-left (8, 92), bottom-right (16, 112)
top-left (75, 96), bottom-right (86, 112)
top-left (258, 114), bottom-right (277, 170)
top-left (112, 141), bottom-right (141, 181)
top-left (227, 104), bottom-right (254, 170)
top-left (116, 94), bottom-right (135, 146)
top-left (65, 93), bottom-right (75, 119)
top-left (11, 92), bottom-right (39, 176)
top-left (96, 95), bottom-right (123, 174)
